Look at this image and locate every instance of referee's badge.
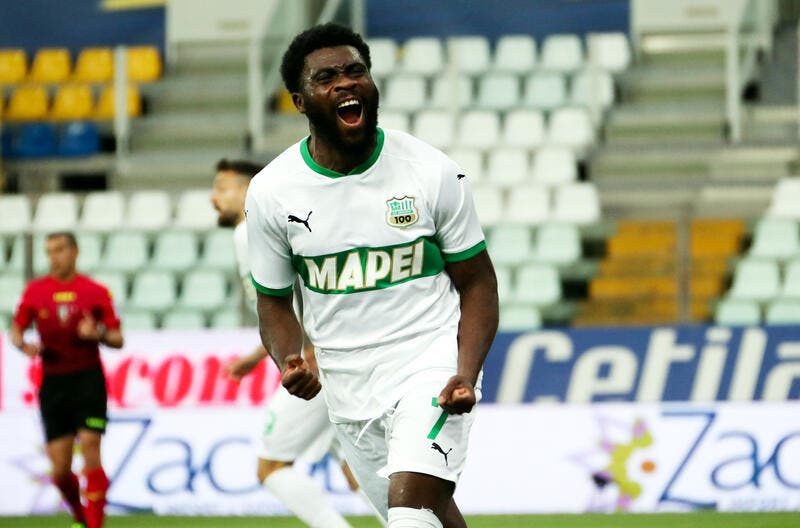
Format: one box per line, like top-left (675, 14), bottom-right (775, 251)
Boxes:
top-left (386, 196), bottom-right (419, 228)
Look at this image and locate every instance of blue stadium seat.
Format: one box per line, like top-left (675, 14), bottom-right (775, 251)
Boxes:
top-left (12, 122), bottom-right (56, 158)
top-left (57, 121), bottom-right (99, 156)
top-left (1, 127), bottom-right (13, 158)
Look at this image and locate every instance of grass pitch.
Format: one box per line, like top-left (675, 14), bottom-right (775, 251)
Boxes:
top-left (0, 512), bottom-right (798, 527)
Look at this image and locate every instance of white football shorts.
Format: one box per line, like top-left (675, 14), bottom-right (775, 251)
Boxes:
top-left (258, 384), bottom-right (339, 463)
top-left (333, 378), bottom-right (479, 520)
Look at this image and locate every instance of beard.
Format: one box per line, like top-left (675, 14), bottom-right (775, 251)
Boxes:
top-left (304, 89), bottom-right (380, 157)
top-left (217, 211), bottom-right (238, 228)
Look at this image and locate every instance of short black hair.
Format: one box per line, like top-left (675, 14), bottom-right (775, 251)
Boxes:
top-left (280, 22), bottom-right (371, 93)
top-left (216, 158), bottom-right (262, 179)
top-left (47, 231), bottom-right (77, 248)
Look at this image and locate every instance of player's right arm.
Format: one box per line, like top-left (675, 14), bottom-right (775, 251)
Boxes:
top-left (10, 285), bottom-right (41, 358)
top-left (256, 291), bottom-right (321, 399)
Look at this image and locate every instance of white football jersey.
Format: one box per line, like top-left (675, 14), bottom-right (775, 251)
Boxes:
top-left (246, 128), bottom-right (486, 421)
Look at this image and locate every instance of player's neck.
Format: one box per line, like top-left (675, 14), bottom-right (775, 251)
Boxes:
top-left (307, 133), bottom-right (375, 175)
top-left (51, 270), bottom-right (77, 282)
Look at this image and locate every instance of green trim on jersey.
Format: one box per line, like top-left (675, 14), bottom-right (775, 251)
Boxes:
top-left (300, 128), bottom-right (385, 178)
top-left (442, 240), bottom-right (487, 263)
top-left (292, 236), bottom-right (445, 294)
top-left (251, 275), bottom-right (293, 297)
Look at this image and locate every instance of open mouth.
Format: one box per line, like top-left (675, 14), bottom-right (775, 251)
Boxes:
top-left (336, 99), bottom-right (363, 126)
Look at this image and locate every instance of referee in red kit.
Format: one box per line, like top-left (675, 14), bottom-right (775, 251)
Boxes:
top-left (10, 231), bottom-right (124, 528)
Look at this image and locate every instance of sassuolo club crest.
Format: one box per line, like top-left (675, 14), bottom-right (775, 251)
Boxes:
top-left (386, 196), bottom-right (418, 228)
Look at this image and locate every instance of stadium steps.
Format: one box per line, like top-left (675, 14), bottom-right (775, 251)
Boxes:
top-left (603, 102), bottom-right (726, 145)
top-left (142, 73), bottom-right (248, 113)
top-left (130, 111), bottom-right (247, 152)
top-left (618, 66), bottom-right (726, 104)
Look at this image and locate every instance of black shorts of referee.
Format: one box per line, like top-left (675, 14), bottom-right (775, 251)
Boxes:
top-left (38, 366), bottom-right (108, 442)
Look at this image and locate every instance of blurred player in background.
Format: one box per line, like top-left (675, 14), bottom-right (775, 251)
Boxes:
top-left (10, 232), bottom-right (124, 528)
top-left (246, 23), bottom-right (496, 528)
top-left (211, 159), bottom-right (365, 528)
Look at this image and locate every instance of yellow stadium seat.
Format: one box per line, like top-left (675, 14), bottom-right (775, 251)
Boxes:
top-left (126, 46), bottom-right (161, 82)
top-left (0, 49), bottom-right (27, 84)
top-left (4, 85), bottom-right (49, 121)
top-left (28, 48), bottom-right (71, 83)
top-left (95, 84), bottom-right (142, 118)
top-left (50, 84), bottom-right (94, 120)
top-left (73, 48), bottom-right (114, 82)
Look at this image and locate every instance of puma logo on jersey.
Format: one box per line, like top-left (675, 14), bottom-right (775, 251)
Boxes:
top-left (288, 211), bottom-right (312, 232)
top-left (456, 173), bottom-right (466, 180)
top-left (431, 442), bottom-right (453, 466)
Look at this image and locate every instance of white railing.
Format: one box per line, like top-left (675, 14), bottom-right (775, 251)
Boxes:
top-left (247, 0), bottom-right (365, 152)
top-left (726, 0), bottom-right (776, 143)
top-left (113, 46), bottom-right (131, 158)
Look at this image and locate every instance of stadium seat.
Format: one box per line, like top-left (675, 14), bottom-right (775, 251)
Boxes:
top-left (101, 231), bottom-right (149, 272)
top-left (505, 185), bottom-right (549, 226)
top-left (151, 230), bottom-right (198, 272)
top-left (93, 270), bottom-right (128, 308)
top-left (499, 305), bottom-right (543, 331)
top-left (129, 270), bottom-right (176, 312)
top-left (523, 72), bottom-right (566, 110)
top-left (728, 259), bottom-right (781, 302)
top-left (75, 232), bottom-right (103, 272)
top-left (748, 218), bottom-right (800, 261)
top-left (1, 125), bottom-right (11, 156)
top-left (430, 73), bottom-right (473, 109)
top-left (551, 183), bottom-right (601, 224)
top-left (447, 36), bottom-right (491, 75)
top-left (120, 308), bottom-right (157, 330)
top-left (531, 146), bottom-right (578, 187)
top-left (471, 185), bottom-right (504, 226)
top-left (412, 110), bottom-right (455, 150)
top-left (447, 147), bottom-right (485, 183)
top-left (570, 69), bottom-right (615, 110)
top-left (494, 264), bottom-right (514, 304)
top-left (383, 74), bottom-right (427, 112)
top-left (586, 32), bottom-right (631, 73)
top-left (4, 85), bottom-right (49, 121)
top-left (485, 147), bottom-right (530, 188)
top-left (6, 236), bottom-right (25, 273)
top-left (80, 191), bottom-right (124, 232)
top-left (94, 84), bottom-right (142, 118)
top-left (513, 263), bottom-right (562, 305)
top-left (476, 73), bottom-right (520, 111)
top-left (31, 233), bottom-right (49, 275)
top-left (0, 273), bottom-right (25, 315)
top-left (32, 192), bottom-right (78, 232)
top-left (547, 106), bottom-right (596, 156)
top-left (179, 269), bottom-right (228, 310)
top-left (378, 111), bottom-right (411, 133)
top-left (174, 189), bottom-right (218, 230)
top-left (488, 225), bottom-right (534, 265)
top-left (0, 49), bottom-right (27, 84)
top-left (366, 38), bottom-right (398, 79)
top-left (210, 308), bottom-right (241, 328)
top-left (126, 190), bottom-right (172, 231)
top-left (28, 48), bottom-right (71, 83)
top-left (50, 84), bottom-right (94, 120)
top-left (781, 260), bottom-right (800, 299)
top-left (57, 120), bottom-right (100, 156)
top-left (533, 223), bottom-right (581, 265)
top-left (0, 194), bottom-right (32, 234)
top-left (72, 47), bottom-right (114, 82)
top-left (766, 177), bottom-right (800, 219)
top-left (162, 309), bottom-right (206, 330)
top-left (0, 314), bottom-right (9, 331)
top-left (493, 35), bottom-right (537, 73)
top-left (11, 122), bottom-right (57, 157)
top-left (541, 34), bottom-right (584, 72)
top-left (400, 37), bottom-right (444, 76)
top-left (199, 229), bottom-right (237, 270)
top-left (765, 300), bottom-right (800, 325)
top-left (126, 46), bottom-right (162, 82)
top-left (501, 109), bottom-right (545, 150)
top-left (456, 110), bottom-right (500, 150)
top-left (714, 299), bottom-right (761, 326)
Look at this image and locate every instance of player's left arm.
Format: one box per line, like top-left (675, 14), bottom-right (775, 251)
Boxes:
top-left (438, 251), bottom-right (498, 414)
top-left (78, 285), bottom-right (124, 348)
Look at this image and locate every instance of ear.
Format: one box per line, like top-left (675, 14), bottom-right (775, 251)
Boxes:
top-left (292, 92), bottom-right (306, 115)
